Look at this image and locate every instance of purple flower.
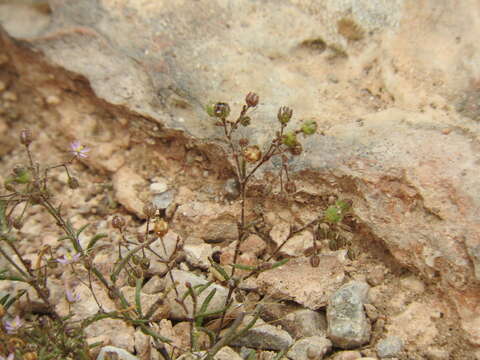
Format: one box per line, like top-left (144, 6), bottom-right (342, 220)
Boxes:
top-left (4, 315), bottom-right (23, 334)
top-left (69, 141), bottom-right (90, 159)
top-left (0, 354), bottom-right (14, 360)
top-left (56, 252), bottom-right (81, 265)
top-left (65, 288), bottom-right (80, 304)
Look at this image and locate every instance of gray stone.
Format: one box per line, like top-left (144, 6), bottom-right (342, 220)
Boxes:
top-left (327, 281), bottom-right (371, 349)
top-left (376, 336), bottom-right (403, 358)
top-left (165, 269), bottom-right (229, 320)
top-left (287, 336), bottom-right (332, 360)
top-left (97, 346), bottom-right (139, 360)
top-left (152, 189), bottom-right (175, 210)
top-left (231, 318), bottom-right (294, 351)
top-left (286, 309), bottom-right (328, 339)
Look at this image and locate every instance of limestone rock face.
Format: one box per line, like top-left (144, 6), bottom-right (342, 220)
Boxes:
top-left (2, 0), bottom-right (480, 350)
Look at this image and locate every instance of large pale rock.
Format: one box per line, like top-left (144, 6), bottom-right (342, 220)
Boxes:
top-left (230, 318), bottom-right (294, 351)
top-left (2, 0), bottom-right (480, 349)
top-left (256, 253), bottom-right (346, 310)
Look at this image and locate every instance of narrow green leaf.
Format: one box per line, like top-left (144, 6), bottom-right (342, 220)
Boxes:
top-left (76, 223), bottom-right (90, 237)
top-left (196, 288), bottom-right (216, 327)
top-left (135, 277), bottom-right (143, 318)
top-left (210, 261), bottom-right (230, 281)
top-left (269, 258), bottom-right (289, 270)
top-left (232, 263), bottom-right (257, 271)
top-left (87, 233), bottom-right (108, 251)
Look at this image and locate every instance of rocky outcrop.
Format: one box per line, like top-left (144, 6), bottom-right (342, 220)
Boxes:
top-left (1, 0), bottom-right (480, 354)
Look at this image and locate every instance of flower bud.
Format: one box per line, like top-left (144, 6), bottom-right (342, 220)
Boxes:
top-left (13, 217), bottom-right (23, 230)
top-left (20, 129), bottom-right (33, 146)
top-left (67, 177), bottom-right (80, 189)
top-left (239, 138), bottom-right (249, 147)
top-left (127, 275), bottom-right (136, 287)
top-left (111, 215), bottom-right (125, 230)
top-left (277, 106), bottom-right (293, 124)
top-left (213, 102), bottom-right (231, 119)
top-left (132, 255), bottom-right (141, 265)
top-left (289, 143), bottom-right (303, 156)
top-left (243, 145), bottom-right (262, 163)
top-left (239, 116), bottom-right (251, 126)
top-left (301, 120), bottom-right (317, 135)
top-left (284, 181), bottom-right (297, 194)
top-left (245, 92), bottom-right (259, 107)
top-left (154, 218), bottom-right (169, 237)
top-left (140, 257), bottom-right (150, 270)
top-left (310, 254), bottom-right (320, 268)
top-left (282, 132), bottom-right (298, 148)
top-left (143, 203), bottom-right (157, 218)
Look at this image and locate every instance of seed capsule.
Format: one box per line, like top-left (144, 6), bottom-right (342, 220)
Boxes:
top-left (310, 254), bottom-right (320, 268)
top-left (154, 219), bottom-right (169, 237)
top-left (68, 177), bottom-right (80, 189)
top-left (20, 129), bottom-right (33, 146)
top-left (112, 215), bottom-right (125, 230)
top-left (243, 145), bottom-right (262, 162)
top-left (245, 92), bottom-right (259, 107)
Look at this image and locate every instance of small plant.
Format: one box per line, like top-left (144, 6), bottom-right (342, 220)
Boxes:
top-left (0, 93), bottom-right (357, 359)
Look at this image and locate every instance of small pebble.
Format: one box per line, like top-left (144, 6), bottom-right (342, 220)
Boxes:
top-left (0, 54), bottom-right (8, 65)
top-left (45, 95), bottom-right (61, 105)
top-left (150, 181), bottom-right (168, 194)
top-left (376, 336), bottom-right (403, 358)
top-left (0, 81), bottom-right (5, 92)
top-left (2, 91), bottom-right (17, 102)
top-left (364, 303), bottom-right (379, 321)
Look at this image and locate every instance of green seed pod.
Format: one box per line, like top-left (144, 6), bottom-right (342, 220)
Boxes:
top-left (282, 132), bottom-right (298, 148)
top-left (301, 120), bottom-right (317, 135)
top-left (240, 116), bottom-right (251, 126)
top-left (132, 255), bottom-right (141, 265)
top-left (205, 102), bottom-right (216, 117)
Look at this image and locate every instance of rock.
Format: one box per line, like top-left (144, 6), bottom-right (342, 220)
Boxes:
top-left (0, 80), bottom-right (5, 92)
top-left (399, 276), bottom-right (425, 294)
top-left (331, 350), bottom-right (363, 360)
top-left (240, 234), bottom-right (267, 256)
top-left (364, 304), bottom-right (379, 321)
top-left (385, 301), bottom-right (440, 350)
top-left (286, 309), bottom-right (328, 339)
top-left (150, 181), bottom-right (168, 194)
top-left (287, 336), bottom-right (332, 360)
top-left (366, 265), bottom-right (386, 286)
top-left (3, 0), bottom-right (480, 349)
top-left (2, 91), bottom-right (17, 102)
top-left (97, 346), bottom-right (139, 360)
top-left (164, 269), bottom-right (229, 320)
top-left (113, 167), bottom-right (148, 218)
top-left (327, 281), bottom-right (371, 349)
top-left (213, 346), bottom-right (243, 360)
top-left (230, 318), bottom-right (293, 351)
top-left (146, 231), bottom-right (180, 275)
top-left (202, 215), bottom-right (239, 244)
top-left (184, 243), bottom-right (212, 269)
top-left (256, 253), bottom-right (346, 310)
top-left (224, 178), bottom-right (240, 200)
top-left (424, 347), bottom-right (450, 360)
top-left (376, 336), bottom-right (403, 358)
top-left (142, 275), bottom-right (166, 294)
top-left (45, 94), bottom-right (61, 105)
top-left (152, 189), bottom-right (175, 210)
